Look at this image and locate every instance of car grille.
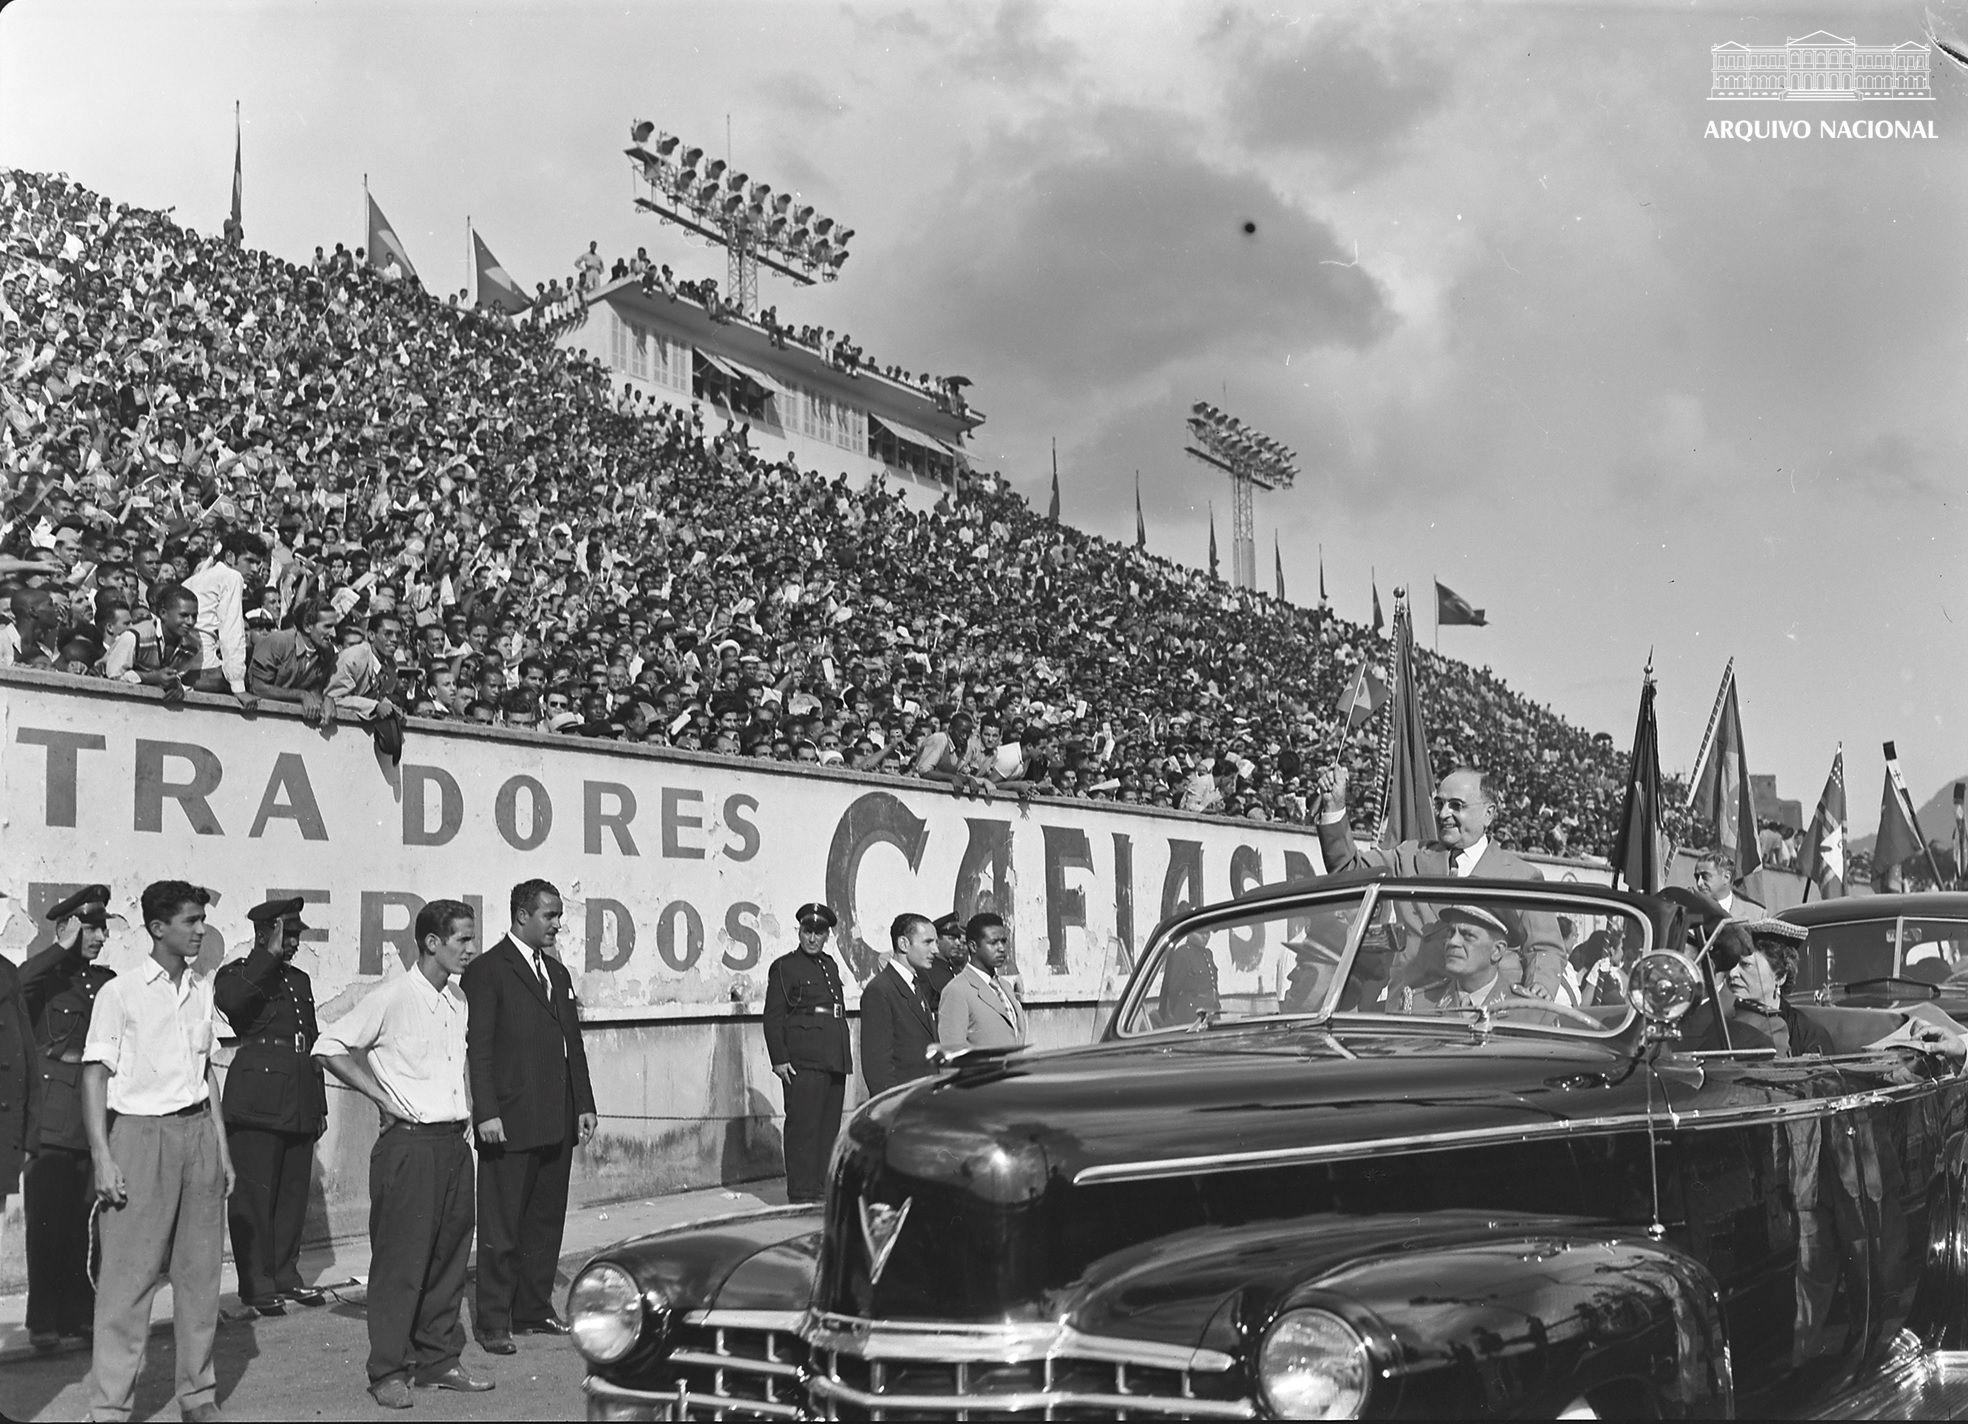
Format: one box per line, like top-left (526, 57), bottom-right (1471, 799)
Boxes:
top-left (654, 1313), bottom-right (807, 1420)
top-left (591, 1312), bottom-right (1253, 1422)
top-left (807, 1348), bottom-right (1254, 1420)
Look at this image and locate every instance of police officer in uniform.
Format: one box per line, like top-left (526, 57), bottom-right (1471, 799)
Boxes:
top-left (921, 913), bottom-right (968, 1003)
top-left (762, 904), bottom-right (851, 1203)
top-left (216, 897), bottom-right (328, 1315)
top-left (19, 884), bottom-right (114, 1351)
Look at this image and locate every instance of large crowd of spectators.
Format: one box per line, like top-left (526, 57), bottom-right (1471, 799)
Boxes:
top-left (0, 168), bottom-right (1663, 857)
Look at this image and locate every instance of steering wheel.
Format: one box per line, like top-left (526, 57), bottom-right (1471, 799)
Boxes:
top-left (1496, 996), bottom-right (1606, 1030)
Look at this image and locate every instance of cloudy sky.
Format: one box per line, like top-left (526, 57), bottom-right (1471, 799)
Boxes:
top-left (4, 0), bottom-right (1965, 831)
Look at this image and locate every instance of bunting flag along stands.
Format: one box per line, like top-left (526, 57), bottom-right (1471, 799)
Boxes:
top-left (472, 228), bottom-right (533, 313)
top-left (365, 190), bottom-right (419, 280)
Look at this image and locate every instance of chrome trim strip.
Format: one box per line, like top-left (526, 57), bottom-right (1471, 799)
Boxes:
top-left (806, 1312), bottom-right (1237, 1372)
top-left (684, 1308), bottom-right (810, 1333)
top-left (1073, 1077), bottom-right (1950, 1184)
top-left (584, 1367), bottom-right (803, 1419)
top-left (806, 1373), bottom-right (1256, 1419)
top-left (667, 1348), bottom-right (801, 1379)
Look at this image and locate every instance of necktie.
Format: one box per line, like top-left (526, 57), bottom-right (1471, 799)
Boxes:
top-left (532, 953), bottom-right (550, 994)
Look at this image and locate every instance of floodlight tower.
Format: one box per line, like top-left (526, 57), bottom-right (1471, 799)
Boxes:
top-left (624, 120), bottom-right (856, 318)
top-left (1183, 401), bottom-right (1298, 589)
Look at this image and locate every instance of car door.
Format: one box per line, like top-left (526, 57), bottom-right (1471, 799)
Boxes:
top-left (1657, 1047), bottom-right (1862, 1408)
top-left (1806, 1038), bottom-right (1956, 1363)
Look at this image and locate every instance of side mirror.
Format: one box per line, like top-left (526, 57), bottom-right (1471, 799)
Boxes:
top-left (1628, 950), bottom-right (1700, 1039)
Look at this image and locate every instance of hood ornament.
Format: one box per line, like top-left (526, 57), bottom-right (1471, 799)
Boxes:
top-left (858, 1196), bottom-right (913, 1285)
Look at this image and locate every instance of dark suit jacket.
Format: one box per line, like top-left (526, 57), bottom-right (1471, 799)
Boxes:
top-left (462, 935), bottom-right (596, 1153)
top-left (1316, 819), bottom-right (1566, 999)
top-left (860, 964), bottom-right (938, 1098)
top-left (0, 957), bottom-right (41, 1196)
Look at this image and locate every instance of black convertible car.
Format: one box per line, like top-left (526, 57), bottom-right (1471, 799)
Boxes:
top-left (569, 872), bottom-right (1968, 1419)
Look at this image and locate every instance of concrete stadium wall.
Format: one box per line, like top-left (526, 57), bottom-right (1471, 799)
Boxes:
top-left (0, 670), bottom-right (1307, 1290)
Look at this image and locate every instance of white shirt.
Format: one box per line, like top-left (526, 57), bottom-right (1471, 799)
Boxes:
top-left (83, 956), bottom-right (217, 1115)
top-left (313, 968), bottom-right (471, 1124)
top-left (182, 561), bottom-right (249, 694)
top-left (1452, 837), bottom-right (1491, 877)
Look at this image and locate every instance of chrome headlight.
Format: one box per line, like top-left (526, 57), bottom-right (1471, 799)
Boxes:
top-left (569, 1262), bottom-right (647, 1363)
top-left (1258, 1307), bottom-right (1371, 1419)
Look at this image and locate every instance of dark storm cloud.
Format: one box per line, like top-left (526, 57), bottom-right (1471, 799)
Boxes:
top-left (1211, 6), bottom-right (1449, 165)
top-left (901, 114), bottom-right (1391, 389)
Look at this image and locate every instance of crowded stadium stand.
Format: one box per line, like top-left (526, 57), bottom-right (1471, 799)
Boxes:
top-left (560, 273), bottom-right (978, 511)
top-left (0, 169), bottom-right (1682, 857)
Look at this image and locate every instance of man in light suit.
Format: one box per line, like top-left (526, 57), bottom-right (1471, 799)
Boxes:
top-left (1316, 764), bottom-right (1568, 1002)
top-left (463, 880), bottom-right (597, 1354)
top-left (860, 914), bottom-right (941, 1098)
top-left (1691, 850), bottom-right (1767, 921)
top-left (937, 914), bottom-right (1028, 1052)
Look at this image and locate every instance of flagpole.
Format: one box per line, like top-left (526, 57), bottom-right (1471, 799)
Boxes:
top-left (1432, 574), bottom-right (1439, 653)
top-left (1685, 657), bottom-right (1734, 812)
top-left (466, 215), bottom-right (472, 307)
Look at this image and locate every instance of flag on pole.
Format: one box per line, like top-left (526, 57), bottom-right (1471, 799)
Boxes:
top-left (1377, 593), bottom-right (1435, 847)
top-left (1435, 580), bottom-right (1487, 627)
top-left (1954, 783), bottom-right (1966, 888)
top-left (224, 105), bottom-right (243, 245)
top-left (1796, 747), bottom-right (1848, 900)
top-left (1274, 534), bottom-right (1286, 602)
top-left (1335, 660), bottom-right (1388, 729)
top-left (1134, 472), bottom-right (1146, 549)
top-left (1207, 504), bottom-right (1219, 580)
top-left (1875, 740), bottom-right (1943, 888)
top-left (1048, 440), bottom-right (1060, 523)
top-left (1318, 546), bottom-right (1328, 606)
top-left (1689, 664), bottom-right (1761, 880)
top-left (1608, 668), bottom-right (1666, 893)
top-left (472, 229), bottom-right (533, 313)
top-left (1371, 571), bottom-right (1384, 635)
top-left (366, 192), bottom-right (418, 281)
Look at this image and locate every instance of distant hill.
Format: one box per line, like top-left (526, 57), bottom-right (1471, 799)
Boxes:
top-left (1850, 770), bottom-right (1968, 855)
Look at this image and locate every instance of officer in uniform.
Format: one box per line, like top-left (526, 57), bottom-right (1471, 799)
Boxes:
top-left (19, 884), bottom-right (115, 1352)
top-left (215, 897), bottom-right (328, 1315)
top-left (762, 904), bottom-right (852, 1203)
top-left (921, 912), bottom-right (968, 1003)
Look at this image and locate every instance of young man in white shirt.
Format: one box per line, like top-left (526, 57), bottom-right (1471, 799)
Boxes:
top-left (81, 881), bottom-right (233, 1424)
top-left (183, 532), bottom-right (265, 710)
top-left (315, 899), bottom-right (493, 1409)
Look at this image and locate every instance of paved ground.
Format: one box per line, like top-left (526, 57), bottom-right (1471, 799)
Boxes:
top-left (0, 1179), bottom-right (784, 1422)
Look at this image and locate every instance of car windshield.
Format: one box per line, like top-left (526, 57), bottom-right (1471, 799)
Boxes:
top-left (1116, 885), bottom-right (1644, 1037)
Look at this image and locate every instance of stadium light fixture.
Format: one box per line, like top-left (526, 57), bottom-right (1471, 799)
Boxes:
top-left (1183, 398), bottom-right (1298, 592)
top-left (624, 119), bottom-right (857, 314)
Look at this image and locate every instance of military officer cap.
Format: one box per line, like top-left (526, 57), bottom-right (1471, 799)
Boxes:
top-left (795, 902), bottom-right (838, 930)
top-left (933, 913), bottom-right (964, 938)
top-left (247, 895), bottom-right (312, 928)
top-left (46, 884), bottom-right (110, 924)
top-left (1437, 903), bottom-right (1521, 943)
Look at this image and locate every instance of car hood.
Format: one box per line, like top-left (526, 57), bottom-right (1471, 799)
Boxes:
top-left (819, 1020), bottom-right (1647, 1329)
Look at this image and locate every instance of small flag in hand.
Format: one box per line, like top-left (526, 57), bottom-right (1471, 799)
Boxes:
top-left (1435, 580), bottom-right (1487, 627)
top-left (1335, 661), bottom-right (1388, 729)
